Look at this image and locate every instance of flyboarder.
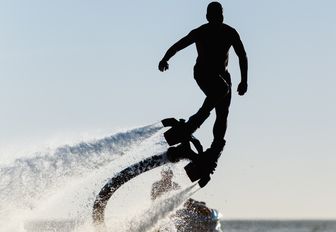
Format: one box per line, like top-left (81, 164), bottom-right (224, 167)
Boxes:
top-left (158, 2), bottom-right (248, 182)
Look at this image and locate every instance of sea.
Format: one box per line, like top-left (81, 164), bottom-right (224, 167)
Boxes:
top-left (19, 219), bottom-right (336, 231)
top-left (221, 220), bottom-right (336, 232)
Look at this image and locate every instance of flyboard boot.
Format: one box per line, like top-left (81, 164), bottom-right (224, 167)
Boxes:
top-left (161, 118), bottom-right (203, 163)
top-left (162, 118), bottom-right (192, 147)
top-left (162, 109), bottom-right (210, 147)
top-left (185, 139), bottom-right (226, 187)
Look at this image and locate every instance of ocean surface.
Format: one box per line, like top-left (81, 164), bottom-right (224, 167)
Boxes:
top-left (22, 219), bottom-right (336, 231)
top-left (221, 220), bottom-right (336, 232)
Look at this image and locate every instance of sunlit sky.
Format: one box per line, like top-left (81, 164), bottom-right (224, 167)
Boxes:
top-left (0, 0), bottom-right (335, 218)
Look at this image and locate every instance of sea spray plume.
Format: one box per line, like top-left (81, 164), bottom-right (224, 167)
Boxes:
top-left (19, 124), bottom-right (166, 232)
top-left (125, 184), bottom-right (198, 232)
top-left (0, 123), bottom-right (162, 210)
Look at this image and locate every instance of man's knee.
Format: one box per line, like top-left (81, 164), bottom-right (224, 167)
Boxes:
top-left (215, 93), bottom-right (231, 117)
top-left (215, 105), bottom-right (229, 118)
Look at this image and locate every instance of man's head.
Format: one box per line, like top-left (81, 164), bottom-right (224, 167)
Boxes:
top-left (206, 1), bottom-right (224, 24)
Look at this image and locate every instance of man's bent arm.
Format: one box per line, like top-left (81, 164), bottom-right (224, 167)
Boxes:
top-left (161, 32), bottom-right (195, 62)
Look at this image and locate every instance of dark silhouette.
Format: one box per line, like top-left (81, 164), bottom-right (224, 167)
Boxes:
top-left (159, 2), bottom-right (248, 177)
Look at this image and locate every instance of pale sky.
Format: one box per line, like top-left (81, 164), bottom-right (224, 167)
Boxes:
top-left (0, 0), bottom-right (335, 218)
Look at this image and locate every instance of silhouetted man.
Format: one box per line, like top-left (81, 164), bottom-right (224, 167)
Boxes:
top-left (159, 2), bottom-right (248, 177)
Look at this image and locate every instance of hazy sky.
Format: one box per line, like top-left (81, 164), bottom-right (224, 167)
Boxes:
top-left (1, 0), bottom-right (335, 218)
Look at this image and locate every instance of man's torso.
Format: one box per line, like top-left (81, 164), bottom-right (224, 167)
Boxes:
top-left (191, 23), bottom-right (238, 73)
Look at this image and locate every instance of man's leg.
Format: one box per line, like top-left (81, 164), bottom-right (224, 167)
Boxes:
top-left (195, 78), bottom-right (231, 177)
top-left (184, 72), bottom-right (231, 186)
top-left (191, 91), bottom-right (231, 187)
top-left (185, 96), bottom-right (215, 134)
top-left (211, 87), bottom-right (232, 154)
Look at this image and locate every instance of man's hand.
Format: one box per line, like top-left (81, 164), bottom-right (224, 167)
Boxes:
top-left (158, 60), bottom-right (169, 72)
top-left (237, 82), bottom-right (248, 96)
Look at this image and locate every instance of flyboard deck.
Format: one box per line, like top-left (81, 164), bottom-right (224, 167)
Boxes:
top-left (92, 118), bottom-right (207, 226)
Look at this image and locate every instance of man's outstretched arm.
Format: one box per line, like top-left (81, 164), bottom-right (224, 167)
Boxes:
top-left (232, 32), bottom-right (248, 95)
top-left (159, 32), bottom-right (195, 72)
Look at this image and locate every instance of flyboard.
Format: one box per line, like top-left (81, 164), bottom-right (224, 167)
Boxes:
top-left (92, 118), bottom-right (211, 226)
